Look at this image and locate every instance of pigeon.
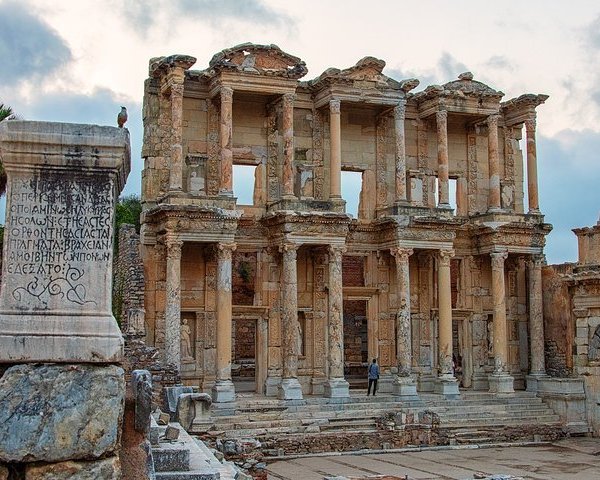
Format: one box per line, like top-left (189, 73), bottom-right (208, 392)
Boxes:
top-left (117, 106), bottom-right (128, 128)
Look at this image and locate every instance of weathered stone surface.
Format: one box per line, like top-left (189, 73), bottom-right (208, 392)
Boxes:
top-left (0, 465), bottom-right (7, 480)
top-left (0, 120), bottom-right (129, 363)
top-left (0, 364), bottom-right (124, 462)
top-left (132, 369), bottom-right (153, 434)
top-left (176, 392), bottom-right (212, 431)
top-left (24, 456), bottom-right (121, 480)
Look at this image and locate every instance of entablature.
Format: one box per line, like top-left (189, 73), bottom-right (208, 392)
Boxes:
top-left (262, 210), bottom-right (351, 247)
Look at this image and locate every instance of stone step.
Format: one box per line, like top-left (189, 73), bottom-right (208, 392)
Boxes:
top-left (155, 472), bottom-right (219, 480)
top-left (443, 416), bottom-right (561, 427)
top-left (153, 446), bottom-right (190, 473)
top-left (438, 408), bottom-right (556, 420)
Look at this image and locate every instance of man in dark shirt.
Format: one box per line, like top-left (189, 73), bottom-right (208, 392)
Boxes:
top-left (367, 358), bottom-right (379, 396)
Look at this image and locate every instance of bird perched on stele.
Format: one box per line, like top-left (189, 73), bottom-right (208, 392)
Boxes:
top-left (117, 106), bottom-right (128, 128)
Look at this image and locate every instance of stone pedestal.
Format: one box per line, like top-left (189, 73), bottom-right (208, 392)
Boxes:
top-left (324, 377), bottom-right (350, 398)
top-left (525, 373), bottom-right (547, 393)
top-left (0, 121), bottom-right (129, 362)
top-left (393, 376), bottom-right (418, 399)
top-left (434, 375), bottom-right (460, 397)
top-left (0, 121), bottom-right (129, 478)
top-left (278, 378), bottom-right (303, 401)
top-left (537, 377), bottom-right (588, 434)
top-left (211, 380), bottom-right (236, 404)
top-left (488, 373), bottom-right (515, 394)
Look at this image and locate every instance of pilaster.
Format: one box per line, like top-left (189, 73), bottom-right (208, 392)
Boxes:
top-left (436, 109), bottom-right (450, 208)
top-left (329, 98), bottom-right (342, 199)
top-left (219, 86), bottom-right (234, 196)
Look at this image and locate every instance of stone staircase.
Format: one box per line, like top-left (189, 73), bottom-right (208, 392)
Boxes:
top-left (199, 391), bottom-right (563, 444)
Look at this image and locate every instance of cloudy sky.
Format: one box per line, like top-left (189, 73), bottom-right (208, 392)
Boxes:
top-left (0, 0), bottom-right (598, 264)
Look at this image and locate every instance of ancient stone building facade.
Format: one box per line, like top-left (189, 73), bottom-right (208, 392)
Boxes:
top-left (140, 44), bottom-right (550, 402)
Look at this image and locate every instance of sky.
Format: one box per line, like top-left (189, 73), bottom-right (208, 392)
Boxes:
top-left (0, 0), bottom-right (599, 264)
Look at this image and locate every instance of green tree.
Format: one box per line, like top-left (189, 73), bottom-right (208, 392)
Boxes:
top-left (115, 194), bottom-right (142, 234)
top-left (0, 102), bottom-right (16, 196)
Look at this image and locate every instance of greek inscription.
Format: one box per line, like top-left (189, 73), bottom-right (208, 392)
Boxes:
top-left (4, 175), bottom-right (113, 309)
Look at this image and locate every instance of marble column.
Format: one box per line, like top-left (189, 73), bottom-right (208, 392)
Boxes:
top-left (165, 237), bottom-right (183, 366)
top-left (212, 242), bottom-right (236, 403)
top-left (489, 250), bottom-right (514, 393)
top-left (391, 248), bottom-right (418, 398)
top-left (436, 109), bottom-right (450, 208)
top-left (329, 98), bottom-right (342, 199)
top-left (394, 100), bottom-right (408, 203)
top-left (169, 83), bottom-right (185, 192)
top-left (278, 243), bottom-right (303, 400)
top-left (219, 86), bottom-right (234, 196)
top-left (525, 117), bottom-right (540, 213)
top-left (487, 114), bottom-right (501, 212)
top-left (527, 254), bottom-right (546, 391)
top-left (282, 93), bottom-right (295, 198)
top-left (435, 249), bottom-right (459, 396)
top-left (324, 245), bottom-right (350, 398)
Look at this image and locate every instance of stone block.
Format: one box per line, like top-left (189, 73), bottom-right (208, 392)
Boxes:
top-left (176, 392), bottom-right (212, 431)
top-left (25, 456), bottom-right (121, 479)
top-left (164, 425), bottom-right (180, 441)
top-left (0, 121), bottom-right (129, 363)
top-left (0, 364), bottom-right (124, 463)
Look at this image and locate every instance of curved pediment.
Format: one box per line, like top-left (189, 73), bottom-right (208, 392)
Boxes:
top-left (310, 56), bottom-right (419, 93)
top-left (208, 43), bottom-right (308, 79)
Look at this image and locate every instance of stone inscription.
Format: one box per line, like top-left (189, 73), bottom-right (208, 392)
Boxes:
top-left (3, 173), bottom-right (113, 310)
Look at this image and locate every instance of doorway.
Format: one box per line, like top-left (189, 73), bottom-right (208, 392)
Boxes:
top-left (452, 317), bottom-right (473, 388)
top-left (231, 318), bottom-right (256, 392)
top-left (343, 299), bottom-right (369, 387)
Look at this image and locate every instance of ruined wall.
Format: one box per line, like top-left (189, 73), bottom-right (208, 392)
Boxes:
top-left (542, 264), bottom-right (575, 377)
top-left (115, 224), bottom-right (146, 329)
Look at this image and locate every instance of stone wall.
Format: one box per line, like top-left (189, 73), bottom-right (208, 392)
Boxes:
top-left (115, 224), bottom-right (146, 330)
top-left (542, 264), bottom-right (574, 376)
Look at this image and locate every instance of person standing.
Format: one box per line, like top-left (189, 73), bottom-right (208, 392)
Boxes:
top-left (367, 358), bottom-right (380, 396)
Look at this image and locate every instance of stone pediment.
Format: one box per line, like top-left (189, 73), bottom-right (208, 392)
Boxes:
top-left (416, 72), bottom-right (504, 102)
top-left (310, 56), bottom-right (419, 93)
top-left (208, 43), bottom-right (308, 79)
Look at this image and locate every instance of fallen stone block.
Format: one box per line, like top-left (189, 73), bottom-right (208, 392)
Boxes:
top-left (0, 364), bottom-right (124, 463)
top-left (24, 456), bottom-right (121, 479)
top-left (158, 412), bottom-right (172, 426)
top-left (164, 425), bottom-right (181, 441)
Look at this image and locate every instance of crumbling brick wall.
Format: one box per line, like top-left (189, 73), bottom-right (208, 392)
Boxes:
top-left (542, 264), bottom-right (575, 377)
top-left (115, 224), bottom-right (181, 404)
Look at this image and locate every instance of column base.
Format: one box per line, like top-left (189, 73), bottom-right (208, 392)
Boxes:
top-left (526, 373), bottom-right (547, 393)
top-left (278, 378), bottom-right (303, 401)
top-left (488, 373), bottom-right (515, 394)
top-left (324, 377), bottom-right (350, 398)
top-left (434, 375), bottom-right (460, 398)
top-left (264, 375), bottom-right (281, 396)
top-left (211, 379), bottom-right (236, 403)
top-left (393, 376), bottom-right (419, 400)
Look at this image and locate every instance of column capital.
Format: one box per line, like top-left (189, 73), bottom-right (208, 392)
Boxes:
top-left (394, 99), bottom-right (407, 119)
top-left (487, 113), bottom-right (500, 127)
top-left (390, 247), bottom-right (414, 262)
top-left (220, 86), bottom-right (234, 102)
top-left (282, 92), bottom-right (296, 104)
top-left (438, 249), bottom-right (455, 267)
top-left (166, 237), bottom-right (183, 259)
top-left (436, 109), bottom-right (448, 122)
top-left (217, 242), bottom-right (236, 260)
top-left (490, 250), bottom-right (508, 269)
top-left (328, 245), bottom-right (347, 262)
top-left (529, 253), bottom-right (545, 268)
top-left (525, 115), bottom-right (537, 132)
top-left (280, 242), bottom-right (299, 255)
top-left (170, 82), bottom-right (184, 97)
top-left (329, 98), bottom-right (341, 114)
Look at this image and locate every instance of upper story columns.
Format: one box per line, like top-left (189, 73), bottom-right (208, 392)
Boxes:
top-left (436, 109), bottom-right (450, 208)
top-left (282, 93), bottom-right (296, 197)
top-left (525, 116), bottom-right (540, 213)
top-left (329, 98), bottom-right (342, 199)
top-left (487, 113), bottom-right (502, 212)
top-left (394, 100), bottom-right (408, 203)
top-left (219, 86), bottom-right (234, 196)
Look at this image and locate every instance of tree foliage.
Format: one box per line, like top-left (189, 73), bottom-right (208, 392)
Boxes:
top-left (0, 102), bottom-right (16, 197)
top-left (115, 194), bottom-right (142, 234)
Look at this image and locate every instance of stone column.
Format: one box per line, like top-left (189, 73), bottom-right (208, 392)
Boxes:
top-left (329, 98), bottom-right (342, 199)
top-left (487, 114), bottom-right (501, 212)
top-left (169, 83), bottom-right (185, 192)
top-left (278, 243), bottom-right (303, 400)
top-left (436, 109), bottom-right (450, 208)
top-left (391, 248), bottom-right (418, 398)
top-left (489, 250), bottom-right (514, 393)
top-left (212, 242), bottom-right (236, 403)
top-left (435, 249), bottom-right (459, 396)
top-left (525, 117), bottom-right (540, 213)
top-left (324, 245), bottom-right (350, 398)
top-left (527, 254), bottom-right (546, 391)
top-left (165, 237), bottom-right (183, 366)
top-left (219, 86), bottom-right (234, 196)
top-left (394, 100), bottom-right (408, 203)
top-left (282, 93), bottom-right (295, 197)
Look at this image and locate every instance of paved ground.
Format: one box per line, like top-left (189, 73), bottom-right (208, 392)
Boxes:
top-left (266, 438), bottom-right (600, 479)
